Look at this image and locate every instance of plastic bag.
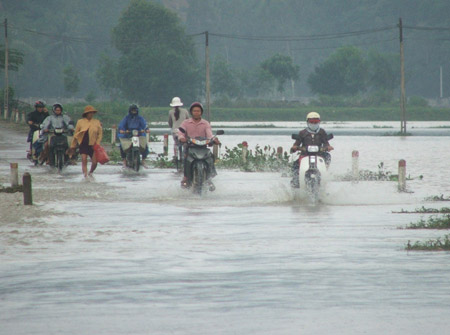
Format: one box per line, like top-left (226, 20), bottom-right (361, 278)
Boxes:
top-left (93, 144), bottom-right (109, 165)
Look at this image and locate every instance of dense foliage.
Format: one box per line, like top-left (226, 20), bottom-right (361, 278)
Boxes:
top-left (2, 0), bottom-right (450, 101)
top-left (98, 0), bottom-right (200, 105)
top-left (307, 46), bottom-right (368, 96)
top-left (261, 54), bottom-right (299, 95)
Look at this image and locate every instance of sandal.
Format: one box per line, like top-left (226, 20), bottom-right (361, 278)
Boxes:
top-left (180, 178), bottom-right (188, 188)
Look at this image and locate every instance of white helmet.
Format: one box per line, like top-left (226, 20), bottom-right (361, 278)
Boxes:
top-left (170, 97), bottom-right (183, 107)
top-left (306, 111), bottom-right (321, 132)
top-left (306, 111), bottom-right (320, 121)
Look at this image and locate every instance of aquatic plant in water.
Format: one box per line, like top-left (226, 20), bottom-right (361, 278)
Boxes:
top-left (424, 194), bottom-right (450, 201)
top-left (405, 214), bottom-right (450, 229)
top-left (406, 234), bottom-right (450, 251)
top-left (393, 206), bottom-right (450, 214)
top-left (216, 143), bottom-right (290, 172)
top-left (152, 155), bottom-right (175, 169)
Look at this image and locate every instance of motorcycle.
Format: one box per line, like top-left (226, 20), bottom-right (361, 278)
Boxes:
top-left (173, 135), bottom-right (183, 173)
top-left (48, 128), bottom-right (72, 172)
top-left (119, 129), bottom-right (147, 172)
top-left (27, 129), bottom-right (41, 165)
top-left (291, 133), bottom-right (333, 201)
top-left (179, 128), bottom-right (224, 195)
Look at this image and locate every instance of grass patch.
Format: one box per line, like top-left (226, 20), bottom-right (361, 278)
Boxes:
top-left (393, 206), bottom-right (450, 214)
top-left (373, 125), bottom-right (394, 128)
top-left (382, 131), bottom-right (413, 136)
top-left (339, 162), bottom-right (395, 181)
top-left (406, 235), bottom-right (450, 251)
top-left (425, 194), bottom-right (450, 201)
top-left (151, 155), bottom-right (175, 169)
top-left (404, 214), bottom-right (450, 229)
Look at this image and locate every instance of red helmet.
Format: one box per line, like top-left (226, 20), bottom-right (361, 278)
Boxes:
top-left (34, 100), bottom-right (45, 108)
top-left (189, 102), bottom-right (204, 114)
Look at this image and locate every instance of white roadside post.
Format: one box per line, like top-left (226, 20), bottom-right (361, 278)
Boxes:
top-left (10, 162), bottom-right (19, 187)
top-left (163, 134), bottom-right (169, 156)
top-left (352, 150), bottom-right (359, 180)
top-left (111, 125), bottom-right (117, 144)
top-left (242, 141), bottom-right (248, 164)
top-left (398, 159), bottom-right (406, 192)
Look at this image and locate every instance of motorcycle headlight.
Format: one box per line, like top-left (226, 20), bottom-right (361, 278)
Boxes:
top-left (192, 139), bottom-right (207, 146)
top-left (307, 145), bottom-right (319, 153)
top-left (54, 128), bottom-right (63, 134)
top-left (132, 130), bottom-right (139, 136)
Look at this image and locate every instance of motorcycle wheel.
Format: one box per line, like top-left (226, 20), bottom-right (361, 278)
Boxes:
top-left (305, 175), bottom-right (321, 203)
top-left (192, 162), bottom-right (206, 195)
top-left (57, 151), bottom-right (64, 172)
top-left (133, 149), bottom-right (140, 172)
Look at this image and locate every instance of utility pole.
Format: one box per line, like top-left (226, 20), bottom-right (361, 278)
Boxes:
top-left (398, 18), bottom-right (407, 135)
top-left (3, 18), bottom-right (9, 120)
top-left (205, 31), bottom-right (211, 122)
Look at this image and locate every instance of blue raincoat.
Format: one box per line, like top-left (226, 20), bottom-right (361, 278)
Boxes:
top-left (118, 110), bottom-right (148, 138)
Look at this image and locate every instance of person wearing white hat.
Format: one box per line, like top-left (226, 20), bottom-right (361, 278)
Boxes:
top-left (168, 97), bottom-right (189, 161)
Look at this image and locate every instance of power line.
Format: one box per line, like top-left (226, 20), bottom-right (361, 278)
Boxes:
top-left (223, 37), bottom-right (398, 53)
top-left (9, 24), bottom-right (109, 45)
top-left (8, 22), bottom-right (450, 50)
top-left (404, 25), bottom-right (450, 32)
top-left (192, 26), bottom-right (396, 42)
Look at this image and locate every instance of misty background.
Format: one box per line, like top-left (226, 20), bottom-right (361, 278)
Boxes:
top-left (1, 0), bottom-right (450, 106)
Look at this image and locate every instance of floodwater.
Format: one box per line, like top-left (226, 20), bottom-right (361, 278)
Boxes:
top-left (1, 123), bottom-right (450, 335)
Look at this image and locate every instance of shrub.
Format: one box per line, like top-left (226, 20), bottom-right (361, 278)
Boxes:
top-left (408, 95), bottom-right (428, 107)
top-left (217, 143), bottom-right (290, 172)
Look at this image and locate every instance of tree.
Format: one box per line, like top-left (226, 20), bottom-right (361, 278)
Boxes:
top-left (0, 45), bottom-right (24, 71)
top-left (261, 54), bottom-right (299, 95)
top-left (96, 54), bottom-right (121, 99)
top-left (211, 57), bottom-right (240, 98)
top-left (367, 50), bottom-right (399, 92)
top-left (240, 67), bottom-right (276, 98)
top-left (63, 64), bottom-right (80, 96)
top-left (307, 46), bottom-right (368, 96)
top-left (100, 0), bottom-right (201, 105)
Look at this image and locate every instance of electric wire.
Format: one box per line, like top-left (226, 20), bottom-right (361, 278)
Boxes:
top-left (5, 22), bottom-right (450, 49)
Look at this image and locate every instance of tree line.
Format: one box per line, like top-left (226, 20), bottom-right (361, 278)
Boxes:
top-left (1, 0), bottom-right (450, 106)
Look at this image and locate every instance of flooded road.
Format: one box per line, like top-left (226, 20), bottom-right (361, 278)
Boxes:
top-left (1, 123), bottom-right (450, 334)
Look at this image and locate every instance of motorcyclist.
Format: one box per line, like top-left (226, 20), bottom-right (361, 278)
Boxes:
top-left (40, 103), bottom-right (74, 166)
top-left (290, 112), bottom-right (334, 188)
top-left (26, 100), bottom-right (49, 159)
top-left (178, 102), bottom-right (220, 189)
top-left (118, 104), bottom-right (150, 167)
top-left (168, 96), bottom-right (189, 160)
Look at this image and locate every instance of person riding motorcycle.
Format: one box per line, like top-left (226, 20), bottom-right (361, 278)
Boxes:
top-left (118, 104), bottom-right (150, 167)
top-left (290, 112), bottom-right (334, 188)
top-left (40, 103), bottom-right (74, 166)
top-left (178, 102), bottom-right (220, 189)
top-left (26, 100), bottom-right (49, 159)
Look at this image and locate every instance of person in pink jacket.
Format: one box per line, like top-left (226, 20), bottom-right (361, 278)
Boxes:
top-left (178, 102), bottom-right (220, 188)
